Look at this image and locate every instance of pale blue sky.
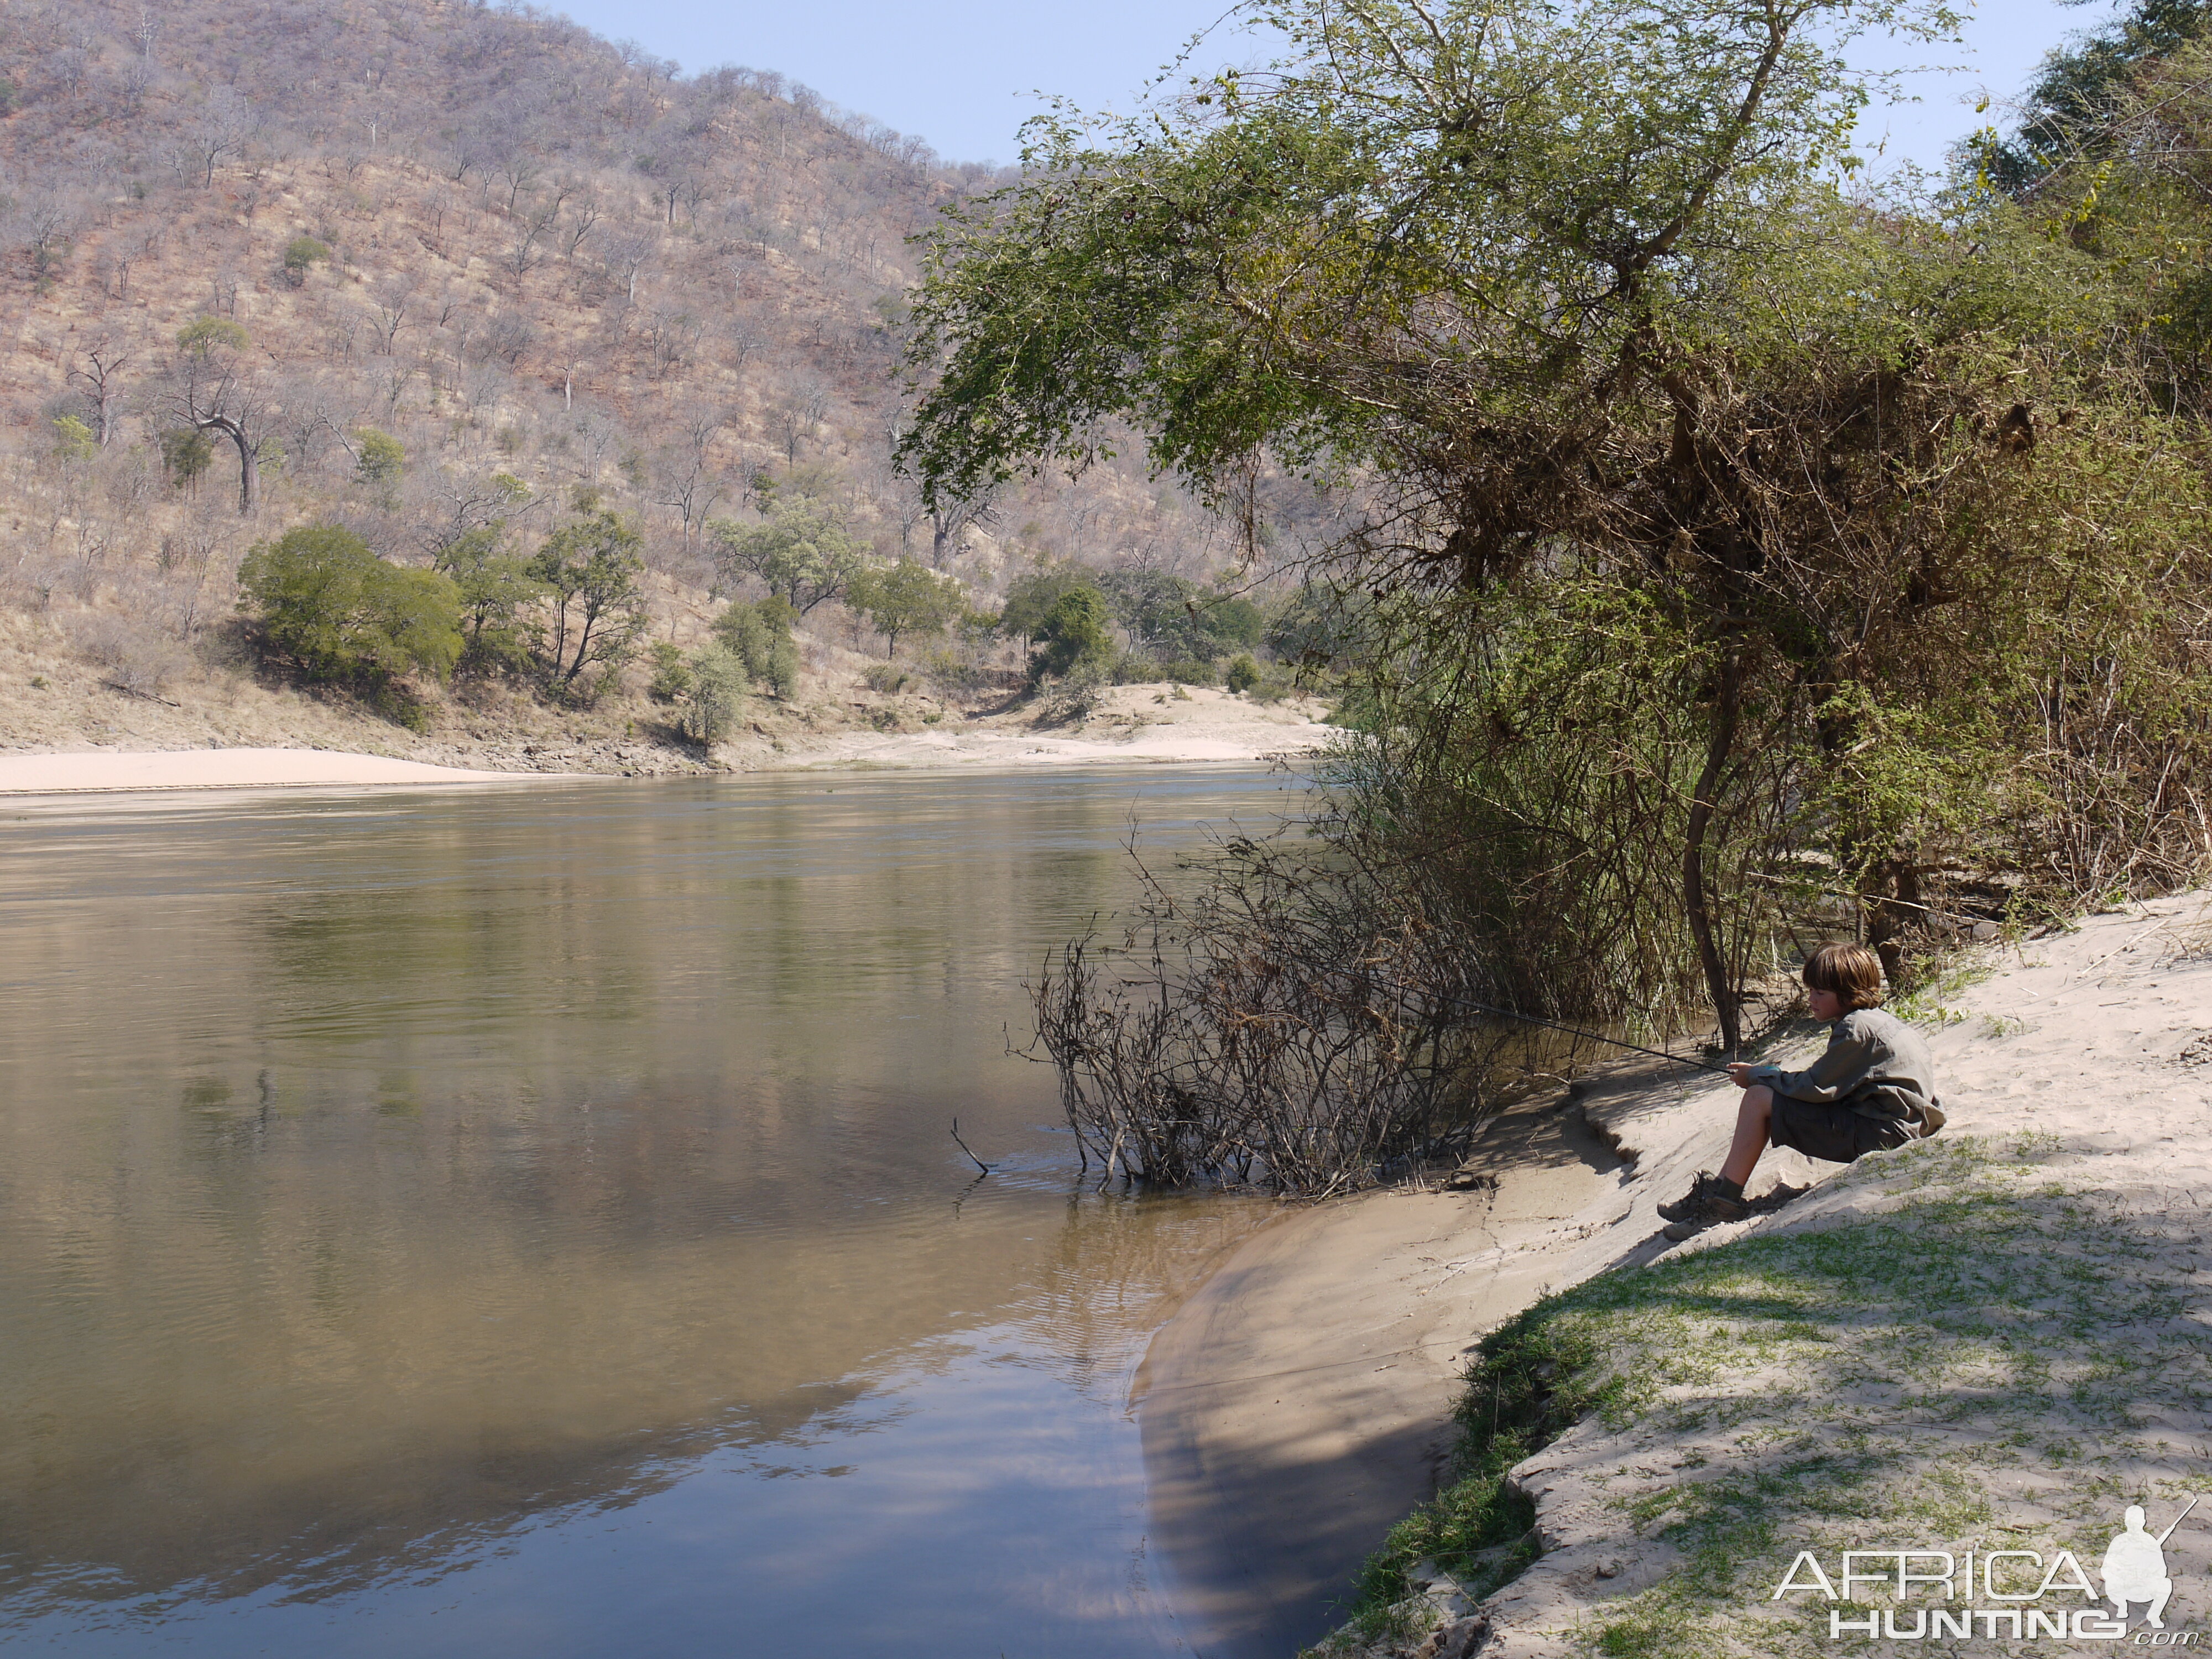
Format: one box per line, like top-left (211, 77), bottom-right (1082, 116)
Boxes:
top-left (549, 0), bottom-right (2126, 171)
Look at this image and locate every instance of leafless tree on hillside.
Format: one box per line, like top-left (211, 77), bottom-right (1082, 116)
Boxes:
top-left (496, 145), bottom-right (544, 216)
top-left (558, 186), bottom-right (602, 257)
top-left (53, 45), bottom-right (90, 98)
top-left (769, 379), bottom-right (828, 463)
top-left (600, 232), bottom-right (652, 306)
top-left (654, 404), bottom-right (727, 549)
top-left (364, 278), bottom-right (418, 356)
top-left (181, 88), bottom-right (258, 189)
top-left (569, 409), bottom-right (619, 481)
top-left (110, 58), bottom-right (153, 120)
top-left (483, 313), bottom-right (535, 367)
top-left (446, 124), bottom-right (492, 184)
top-left (18, 193), bottom-right (79, 286)
top-left (422, 472), bottom-right (543, 558)
top-left (930, 490), bottom-right (997, 569)
top-left (69, 337), bottom-right (134, 447)
top-left (859, 444), bottom-right (929, 554)
top-left (507, 199), bottom-right (559, 273)
top-left (726, 321), bottom-right (765, 375)
top-left (639, 306), bottom-right (699, 378)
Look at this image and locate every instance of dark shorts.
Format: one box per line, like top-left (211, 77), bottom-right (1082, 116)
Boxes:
top-left (1768, 1095), bottom-right (1926, 1164)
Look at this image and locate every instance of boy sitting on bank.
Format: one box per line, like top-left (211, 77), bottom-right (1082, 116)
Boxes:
top-left (1658, 942), bottom-right (1945, 1234)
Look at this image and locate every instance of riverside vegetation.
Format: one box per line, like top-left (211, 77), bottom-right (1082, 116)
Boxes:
top-left (0, 0), bottom-right (1320, 761)
top-left (903, 0), bottom-right (2212, 1195)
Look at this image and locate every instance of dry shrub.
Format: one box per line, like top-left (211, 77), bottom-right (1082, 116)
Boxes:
top-left (71, 612), bottom-right (191, 697)
top-left (1032, 831), bottom-right (1510, 1196)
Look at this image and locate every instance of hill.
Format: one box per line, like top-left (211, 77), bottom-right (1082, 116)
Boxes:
top-left (0, 0), bottom-right (1302, 764)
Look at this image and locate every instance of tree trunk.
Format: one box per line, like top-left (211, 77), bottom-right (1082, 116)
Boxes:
top-left (566, 609), bottom-right (598, 684)
top-left (1682, 650), bottom-right (1743, 1054)
top-left (204, 418), bottom-right (259, 515)
top-left (1864, 858), bottom-right (1922, 989)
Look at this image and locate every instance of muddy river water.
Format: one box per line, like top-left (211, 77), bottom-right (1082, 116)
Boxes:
top-left (0, 767), bottom-right (1302, 1657)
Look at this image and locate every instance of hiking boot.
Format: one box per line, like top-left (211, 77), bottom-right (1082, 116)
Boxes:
top-left (1656, 1171), bottom-right (1748, 1227)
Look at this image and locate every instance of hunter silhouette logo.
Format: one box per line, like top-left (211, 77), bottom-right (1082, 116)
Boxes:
top-left (2104, 1499), bottom-right (2196, 1629)
top-left (1772, 1496), bottom-right (2201, 1642)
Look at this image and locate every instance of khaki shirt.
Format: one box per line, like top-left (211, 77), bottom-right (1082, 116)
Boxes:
top-left (1749, 1008), bottom-right (1940, 1120)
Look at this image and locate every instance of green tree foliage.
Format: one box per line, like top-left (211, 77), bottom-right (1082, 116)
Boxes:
top-left (997, 564), bottom-right (1102, 643)
top-left (529, 511), bottom-right (650, 699)
top-left (902, 0), bottom-right (2212, 1053)
top-left (353, 428), bottom-right (404, 487)
top-left (282, 235), bottom-right (332, 285)
top-left (646, 640), bottom-right (695, 703)
top-left (175, 316), bottom-right (249, 357)
top-left (2007, 28), bottom-right (2212, 415)
top-left (1097, 568), bottom-right (1264, 662)
top-left (50, 415), bottom-right (96, 464)
top-left (706, 495), bottom-right (864, 613)
top-left (712, 595), bottom-right (801, 697)
top-left (434, 524), bottom-right (547, 677)
top-left (159, 426), bottom-right (215, 489)
top-left (846, 559), bottom-right (967, 656)
top-left (682, 643), bottom-right (748, 742)
top-left (1223, 654), bottom-right (1261, 693)
top-left (1031, 586), bottom-right (1115, 681)
top-left (236, 524), bottom-right (463, 693)
top-left (1983, 0), bottom-right (2210, 190)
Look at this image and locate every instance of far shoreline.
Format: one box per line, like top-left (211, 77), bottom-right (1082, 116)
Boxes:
top-left (0, 735), bottom-right (1327, 800)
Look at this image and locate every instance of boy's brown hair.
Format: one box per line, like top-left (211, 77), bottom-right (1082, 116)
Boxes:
top-left (1803, 942), bottom-right (1885, 1011)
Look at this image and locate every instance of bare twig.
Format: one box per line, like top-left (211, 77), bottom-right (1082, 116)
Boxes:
top-left (948, 1117), bottom-right (991, 1177)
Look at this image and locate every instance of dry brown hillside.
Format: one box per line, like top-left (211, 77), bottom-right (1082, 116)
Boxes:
top-left (0, 0), bottom-right (1301, 761)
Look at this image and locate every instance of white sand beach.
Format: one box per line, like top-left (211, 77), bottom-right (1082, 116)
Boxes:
top-left (0, 748), bottom-right (567, 795)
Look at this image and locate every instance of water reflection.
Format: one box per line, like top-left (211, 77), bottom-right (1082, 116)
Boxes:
top-left (0, 769), bottom-right (1292, 1655)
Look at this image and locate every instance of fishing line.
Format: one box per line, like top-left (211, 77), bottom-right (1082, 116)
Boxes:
top-left (1416, 990), bottom-right (1736, 1077)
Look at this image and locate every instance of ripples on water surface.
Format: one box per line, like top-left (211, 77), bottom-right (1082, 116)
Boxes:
top-left (0, 767), bottom-right (1302, 1657)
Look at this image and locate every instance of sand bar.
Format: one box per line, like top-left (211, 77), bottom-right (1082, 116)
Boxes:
top-left (0, 748), bottom-right (566, 795)
top-left (1138, 1104), bottom-right (1638, 1657)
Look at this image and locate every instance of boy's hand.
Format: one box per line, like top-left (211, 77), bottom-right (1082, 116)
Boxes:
top-left (1725, 1062), bottom-right (1757, 1087)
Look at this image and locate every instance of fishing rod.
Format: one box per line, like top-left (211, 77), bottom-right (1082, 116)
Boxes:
top-left (1418, 989), bottom-right (1737, 1077)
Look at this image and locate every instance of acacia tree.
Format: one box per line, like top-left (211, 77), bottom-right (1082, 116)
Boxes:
top-left (708, 495), bottom-right (867, 613)
top-left (529, 511), bottom-right (651, 696)
top-left (67, 335), bottom-right (132, 446)
top-left (847, 559), bottom-right (967, 656)
top-left (901, 0), bottom-right (2211, 1046)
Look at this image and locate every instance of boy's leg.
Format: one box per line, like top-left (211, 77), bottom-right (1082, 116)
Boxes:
top-left (1719, 1086), bottom-right (1775, 1189)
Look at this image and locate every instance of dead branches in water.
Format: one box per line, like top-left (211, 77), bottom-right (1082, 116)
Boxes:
top-left (1031, 832), bottom-right (1509, 1197)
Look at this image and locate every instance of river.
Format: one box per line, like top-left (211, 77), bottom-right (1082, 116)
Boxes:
top-left (0, 766), bottom-right (1302, 1657)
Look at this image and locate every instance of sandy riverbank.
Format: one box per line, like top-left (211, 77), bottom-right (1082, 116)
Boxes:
top-left (0, 748), bottom-right (581, 795)
top-left (1139, 893), bottom-right (2212, 1658)
top-left (0, 688), bottom-right (1337, 795)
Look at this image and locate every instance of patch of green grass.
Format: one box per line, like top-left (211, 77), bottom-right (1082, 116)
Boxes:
top-left (1324, 1132), bottom-right (2212, 1655)
top-left (1889, 957), bottom-right (1995, 1027)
